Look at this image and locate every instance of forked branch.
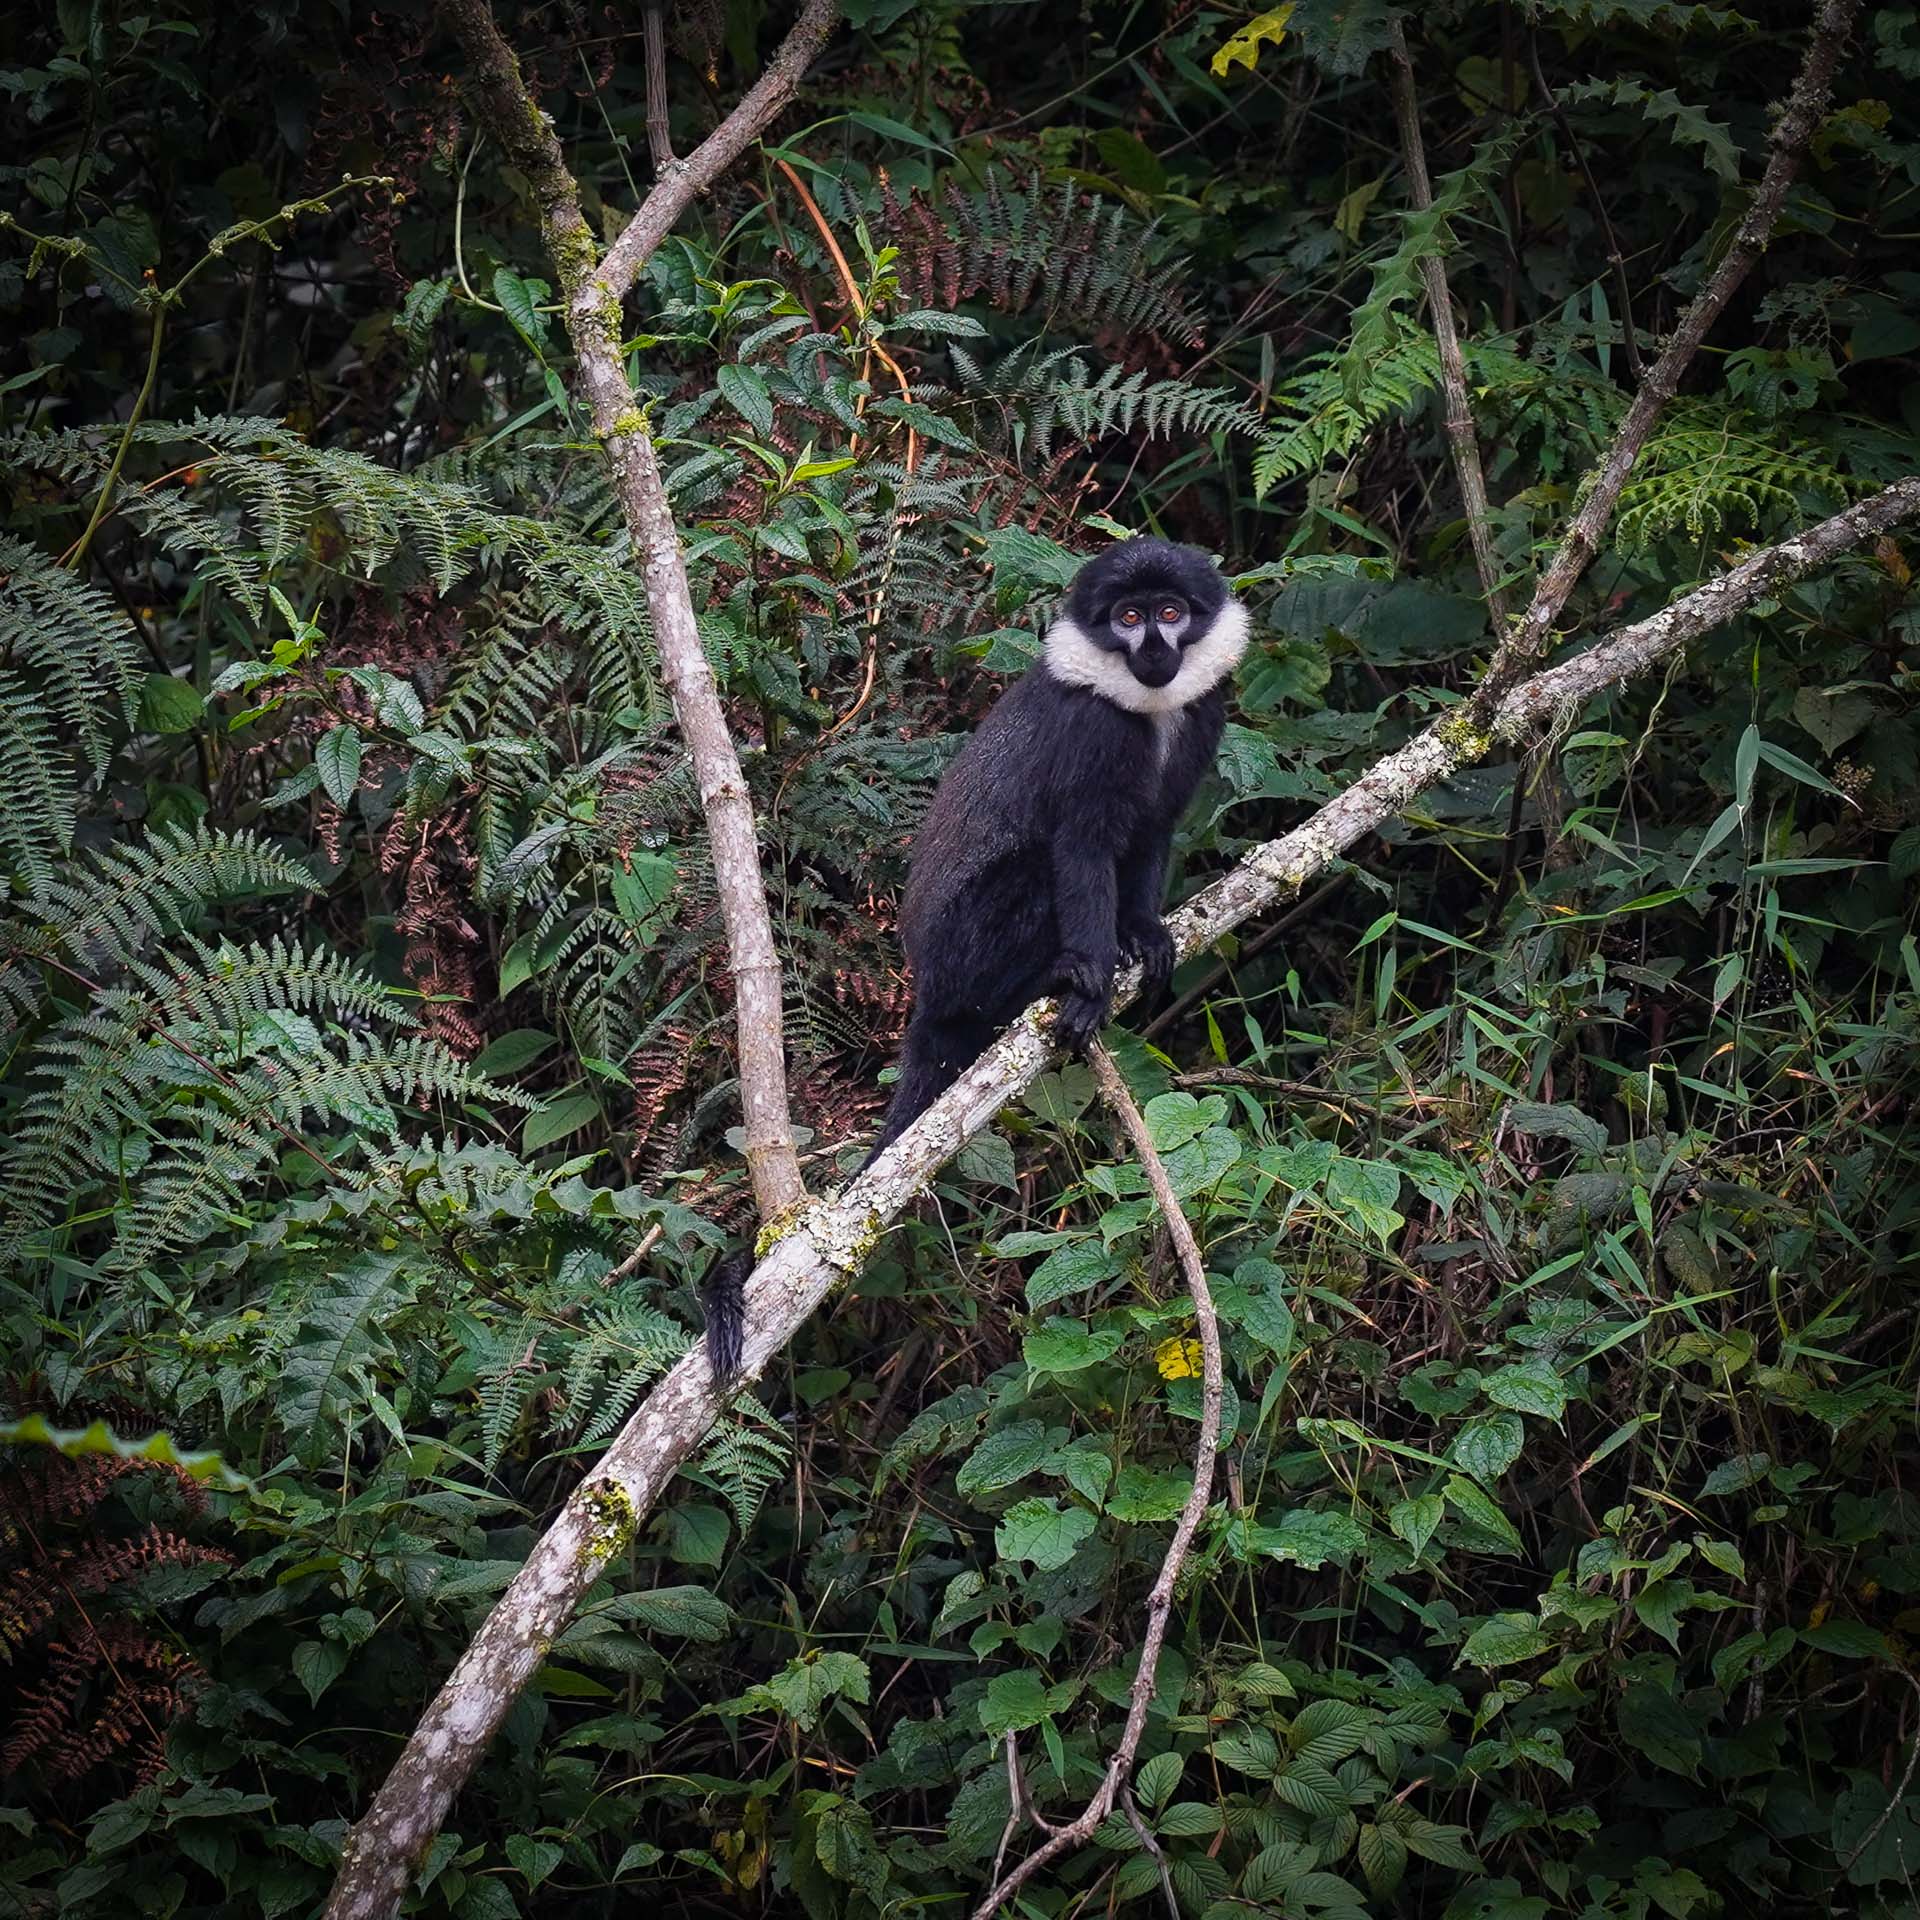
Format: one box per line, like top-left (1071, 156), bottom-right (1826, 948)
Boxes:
top-left (437, 0), bottom-right (840, 1223)
top-left (1470, 0), bottom-right (1859, 716)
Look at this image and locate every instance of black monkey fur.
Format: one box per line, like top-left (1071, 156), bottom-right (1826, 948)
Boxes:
top-left (871, 536), bottom-right (1246, 1157)
top-left (700, 537), bottom-right (1246, 1381)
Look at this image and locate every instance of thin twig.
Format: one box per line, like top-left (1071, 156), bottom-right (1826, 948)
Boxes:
top-left (1385, 21), bottom-right (1510, 625)
top-left (1839, 1670), bottom-right (1920, 1873)
top-left (1139, 875), bottom-right (1344, 1043)
top-left (970, 1041), bottom-right (1224, 1917)
top-left (1525, 27), bottom-right (1644, 383)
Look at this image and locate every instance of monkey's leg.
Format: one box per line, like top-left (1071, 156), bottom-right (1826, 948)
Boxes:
top-left (859, 1013), bottom-right (994, 1169)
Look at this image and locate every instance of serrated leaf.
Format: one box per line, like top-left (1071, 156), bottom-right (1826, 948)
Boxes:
top-left (995, 1498), bottom-right (1095, 1571)
top-left (718, 363), bottom-right (775, 438)
top-left (1136, 1750), bottom-right (1183, 1813)
top-left (315, 726), bottom-right (363, 807)
top-left (955, 1420), bottom-right (1050, 1496)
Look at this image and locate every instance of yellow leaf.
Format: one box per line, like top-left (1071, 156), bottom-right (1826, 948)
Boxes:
top-left (1334, 175), bottom-right (1384, 244)
top-left (1210, 5), bottom-right (1293, 78)
top-left (1155, 1336), bottom-right (1203, 1380)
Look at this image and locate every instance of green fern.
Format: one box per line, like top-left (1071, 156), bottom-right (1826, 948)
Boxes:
top-left (693, 1400), bottom-right (792, 1533)
top-left (559, 1294), bottom-right (692, 1453)
top-left (1610, 401), bottom-right (1854, 548)
top-left (2, 934), bottom-right (521, 1268)
top-left (0, 536), bottom-right (143, 773)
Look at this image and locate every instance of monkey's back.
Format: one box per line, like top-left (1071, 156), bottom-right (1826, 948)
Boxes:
top-left (900, 671), bottom-right (1058, 1017)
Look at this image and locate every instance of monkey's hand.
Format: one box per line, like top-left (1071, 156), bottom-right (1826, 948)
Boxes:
top-left (1050, 951), bottom-right (1113, 1057)
top-left (1118, 914), bottom-right (1176, 1004)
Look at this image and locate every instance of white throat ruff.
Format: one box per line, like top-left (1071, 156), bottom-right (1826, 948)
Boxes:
top-left (1042, 598), bottom-right (1250, 715)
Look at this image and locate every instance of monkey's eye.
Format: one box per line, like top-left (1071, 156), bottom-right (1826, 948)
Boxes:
top-left (1160, 605), bottom-right (1182, 622)
top-left (1118, 607), bottom-right (1143, 627)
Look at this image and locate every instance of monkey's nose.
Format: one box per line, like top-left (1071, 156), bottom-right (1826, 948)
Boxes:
top-left (1133, 643), bottom-right (1180, 687)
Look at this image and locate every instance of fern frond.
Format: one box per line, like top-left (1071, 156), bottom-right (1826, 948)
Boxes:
top-left (0, 536), bottom-right (143, 775)
top-left (1611, 401), bottom-right (1853, 548)
top-left (0, 669), bottom-right (74, 889)
top-left (884, 174), bottom-right (1205, 345)
top-left (693, 1401), bottom-right (791, 1533)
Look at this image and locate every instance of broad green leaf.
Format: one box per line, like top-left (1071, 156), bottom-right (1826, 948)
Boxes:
top-left (523, 1093), bottom-right (600, 1153)
top-left (1389, 1493), bottom-right (1444, 1559)
top-left (955, 1420), bottom-right (1050, 1496)
top-left (996, 1498), bottom-right (1095, 1571)
top-left (138, 671), bottom-right (205, 733)
top-left (1484, 1360), bottom-right (1568, 1421)
top-left (1022, 1319), bottom-right (1123, 1375)
top-left (1025, 1240), bottom-right (1121, 1308)
top-left (1451, 1412), bottom-right (1524, 1480)
top-left (1459, 1614), bottom-right (1550, 1668)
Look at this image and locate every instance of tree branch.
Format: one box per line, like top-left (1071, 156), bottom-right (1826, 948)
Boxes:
top-left (966, 1039), bottom-right (1225, 1918)
top-left (1386, 21), bottom-right (1509, 625)
top-left (322, 474), bottom-right (1920, 1919)
top-left (642, 0), bottom-right (675, 178)
top-left (438, 0), bottom-right (840, 1221)
top-left (1470, 0), bottom-right (1860, 718)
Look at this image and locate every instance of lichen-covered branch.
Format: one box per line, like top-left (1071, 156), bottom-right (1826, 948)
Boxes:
top-left (322, 475), bottom-right (1919, 1920)
top-left (967, 1040), bottom-right (1226, 1918)
top-left (1386, 21), bottom-right (1509, 626)
top-left (1471, 0), bottom-right (1860, 717)
top-left (438, 0), bottom-right (839, 1219)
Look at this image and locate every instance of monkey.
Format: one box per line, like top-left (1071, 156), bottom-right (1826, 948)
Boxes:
top-left (867, 534), bottom-right (1248, 1160)
top-left (700, 537), bottom-right (1246, 1382)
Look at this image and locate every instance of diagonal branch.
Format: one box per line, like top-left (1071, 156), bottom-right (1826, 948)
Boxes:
top-left (967, 1039), bottom-right (1225, 1918)
top-left (1469, 0), bottom-right (1860, 719)
top-left (1386, 21), bottom-right (1510, 626)
top-left (439, 0), bottom-right (841, 1220)
top-left (322, 473), bottom-right (1920, 1920)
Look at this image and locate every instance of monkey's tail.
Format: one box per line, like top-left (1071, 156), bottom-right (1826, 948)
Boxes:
top-left (700, 1246), bottom-right (752, 1382)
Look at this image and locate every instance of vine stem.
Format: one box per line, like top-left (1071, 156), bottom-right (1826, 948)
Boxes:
top-left (64, 293), bottom-right (167, 573)
top-left (966, 1040), bottom-right (1225, 1919)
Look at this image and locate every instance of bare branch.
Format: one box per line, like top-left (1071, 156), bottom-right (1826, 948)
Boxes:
top-left (438, 0), bottom-right (837, 1219)
top-left (1473, 0), bottom-right (1860, 715)
top-left (967, 1039), bottom-right (1225, 1918)
top-left (642, 0), bottom-right (675, 178)
top-left (322, 462), bottom-right (1918, 1919)
top-left (1386, 21), bottom-right (1509, 625)
top-left (592, 0), bottom-right (840, 308)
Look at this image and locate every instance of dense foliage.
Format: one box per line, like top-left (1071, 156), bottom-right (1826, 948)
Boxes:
top-left (4, 2), bottom-right (1920, 1915)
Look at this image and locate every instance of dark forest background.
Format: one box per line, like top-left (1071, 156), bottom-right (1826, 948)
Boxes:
top-left (4, 1), bottom-right (1920, 1915)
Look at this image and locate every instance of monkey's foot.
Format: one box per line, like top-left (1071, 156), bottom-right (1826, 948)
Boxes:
top-left (1050, 952), bottom-right (1113, 1056)
top-left (1119, 915), bottom-right (1176, 1003)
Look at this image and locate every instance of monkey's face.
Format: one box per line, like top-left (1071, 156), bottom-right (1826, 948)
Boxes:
top-left (1107, 591), bottom-right (1191, 687)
